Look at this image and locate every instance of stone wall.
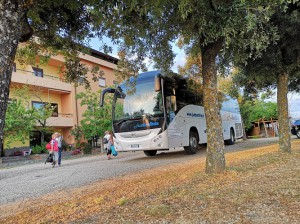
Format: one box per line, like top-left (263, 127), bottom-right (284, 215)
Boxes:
top-left (4, 146), bottom-right (31, 157)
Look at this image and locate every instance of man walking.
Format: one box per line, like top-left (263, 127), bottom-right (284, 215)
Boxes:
top-left (55, 132), bottom-right (63, 166)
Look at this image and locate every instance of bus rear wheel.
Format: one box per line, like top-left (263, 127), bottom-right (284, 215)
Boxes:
top-left (144, 150), bottom-right (157, 156)
top-left (184, 131), bottom-right (198, 155)
top-left (226, 129), bottom-right (235, 145)
top-left (296, 130), bottom-right (300, 138)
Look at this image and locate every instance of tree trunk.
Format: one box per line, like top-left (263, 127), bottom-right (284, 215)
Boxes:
top-left (0, 2), bottom-right (24, 156)
top-left (202, 40), bottom-right (226, 173)
top-left (277, 72), bottom-right (291, 153)
top-left (242, 120), bottom-right (247, 140)
top-left (40, 131), bottom-right (45, 144)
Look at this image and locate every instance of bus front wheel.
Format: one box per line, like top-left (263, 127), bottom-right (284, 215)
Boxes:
top-left (184, 131), bottom-right (198, 155)
top-left (144, 150), bottom-right (157, 156)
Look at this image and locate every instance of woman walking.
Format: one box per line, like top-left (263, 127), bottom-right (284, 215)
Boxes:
top-left (49, 133), bottom-right (59, 167)
top-left (107, 131), bottom-right (113, 160)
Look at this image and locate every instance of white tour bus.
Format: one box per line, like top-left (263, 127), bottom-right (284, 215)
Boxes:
top-left (101, 70), bottom-right (243, 156)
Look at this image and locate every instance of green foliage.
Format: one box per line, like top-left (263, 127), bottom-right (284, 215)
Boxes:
top-left (71, 125), bottom-right (84, 143)
top-left (80, 142), bottom-right (93, 154)
top-left (218, 73), bottom-right (240, 99)
top-left (240, 100), bottom-right (278, 130)
top-left (4, 98), bottom-right (36, 148)
top-left (4, 85), bottom-right (57, 148)
top-left (31, 144), bottom-right (47, 154)
top-left (15, 41), bottom-right (53, 66)
top-left (75, 89), bottom-right (112, 141)
top-left (61, 139), bottom-right (68, 151)
top-left (234, 1), bottom-right (300, 92)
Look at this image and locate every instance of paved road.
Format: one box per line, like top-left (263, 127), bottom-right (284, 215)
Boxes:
top-left (0, 137), bottom-right (281, 205)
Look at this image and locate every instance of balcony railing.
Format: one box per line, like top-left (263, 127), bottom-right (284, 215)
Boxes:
top-left (12, 68), bottom-right (72, 92)
top-left (57, 113), bottom-right (73, 118)
top-left (43, 113), bottom-right (74, 127)
top-left (15, 68), bottom-right (65, 82)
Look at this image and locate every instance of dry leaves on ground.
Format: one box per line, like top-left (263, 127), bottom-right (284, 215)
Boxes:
top-left (1, 140), bottom-right (300, 224)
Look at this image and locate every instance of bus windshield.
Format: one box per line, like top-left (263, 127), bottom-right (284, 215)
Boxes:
top-left (113, 74), bottom-right (164, 133)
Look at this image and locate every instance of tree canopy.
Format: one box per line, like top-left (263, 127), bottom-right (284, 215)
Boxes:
top-left (0, 0), bottom-right (109, 155)
top-left (234, 1), bottom-right (300, 152)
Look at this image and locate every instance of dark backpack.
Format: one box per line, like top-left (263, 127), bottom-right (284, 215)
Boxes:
top-left (103, 138), bottom-right (108, 144)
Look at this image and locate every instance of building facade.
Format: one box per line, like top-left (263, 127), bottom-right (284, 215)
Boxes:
top-left (5, 48), bottom-right (118, 150)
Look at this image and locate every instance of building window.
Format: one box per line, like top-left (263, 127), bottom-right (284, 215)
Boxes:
top-left (32, 101), bottom-right (58, 117)
top-left (32, 101), bottom-right (45, 110)
top-left (77, 75), bottom-right (85, 84)
top-left (113, 80), bottom-right (118, 86)
top-left (32, 67), bottom-right (43, 77)
top-left (99, 77), bottom-right (106, 87)
top-left (50, 103), bottom-right (58, 117)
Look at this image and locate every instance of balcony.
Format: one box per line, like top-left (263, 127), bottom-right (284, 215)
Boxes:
top-left (37, 113), bottom-right (74, 128)
top-left (11, 69), bottom-right (72, 93)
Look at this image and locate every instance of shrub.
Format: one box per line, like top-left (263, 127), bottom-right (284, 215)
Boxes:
top-left (61, 139), bottom-right (68, 151)
top-left (31, 144), bottom-right (47, 154)
top-left (80, 142), bottom-right (92, 154)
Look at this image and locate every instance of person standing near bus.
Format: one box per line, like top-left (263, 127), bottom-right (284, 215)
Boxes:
top-left (103, 131), bottom-right (110, 152)
top-left (106, 130), bottom-right (113, 160)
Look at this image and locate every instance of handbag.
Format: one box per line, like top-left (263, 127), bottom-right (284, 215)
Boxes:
top-left (110, 145), bottom-right (118, 156)
top-left (46, 143), bottom-right (51, 150)
top-left (45, 153), bottom-right (53, 163)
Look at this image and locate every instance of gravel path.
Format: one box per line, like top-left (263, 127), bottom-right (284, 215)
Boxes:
top-left (0, 137), bottom-right (282, 205)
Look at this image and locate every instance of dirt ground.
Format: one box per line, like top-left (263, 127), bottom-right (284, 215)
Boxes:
top-left (1, 139), bottom-right (299, 224)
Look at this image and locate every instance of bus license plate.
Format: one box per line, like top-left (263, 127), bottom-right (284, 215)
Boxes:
top-left (131, 144), bottom-right (139, 148)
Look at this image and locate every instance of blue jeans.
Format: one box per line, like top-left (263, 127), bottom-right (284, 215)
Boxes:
top-left (58, 147), bottom-right (62, 165)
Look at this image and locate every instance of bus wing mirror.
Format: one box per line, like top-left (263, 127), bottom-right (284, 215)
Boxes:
top-left (115, 88), bottom-right (126, 99)
top-left (100, 88), bottom-right (115, 107)
top-left (155, 76), bottom-right (161, 92)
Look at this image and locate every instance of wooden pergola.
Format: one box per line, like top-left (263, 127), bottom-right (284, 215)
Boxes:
top-left (249, 118), bottom-right (278, 138)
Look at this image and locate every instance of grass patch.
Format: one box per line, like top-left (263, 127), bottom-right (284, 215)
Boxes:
top-left (117, 197), bottom-right (129, 206)
top-left (94, 197), bottom-right (104, 205)
top-left (145, 204), bottom-right (171, 217)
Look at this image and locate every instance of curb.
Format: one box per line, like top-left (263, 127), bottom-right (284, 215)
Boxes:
top-left (0, 151), bottom-right (104, 169)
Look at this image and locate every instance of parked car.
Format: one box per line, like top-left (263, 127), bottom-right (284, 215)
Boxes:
top-left (291, 119), bottom-right (300, 138)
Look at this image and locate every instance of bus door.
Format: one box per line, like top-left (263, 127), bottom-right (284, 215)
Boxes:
top-left (166, 95), bottom-right (183, 148)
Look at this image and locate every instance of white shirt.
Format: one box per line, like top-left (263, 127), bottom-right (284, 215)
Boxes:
top-left (55, 136), bottom-right (63, 148)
